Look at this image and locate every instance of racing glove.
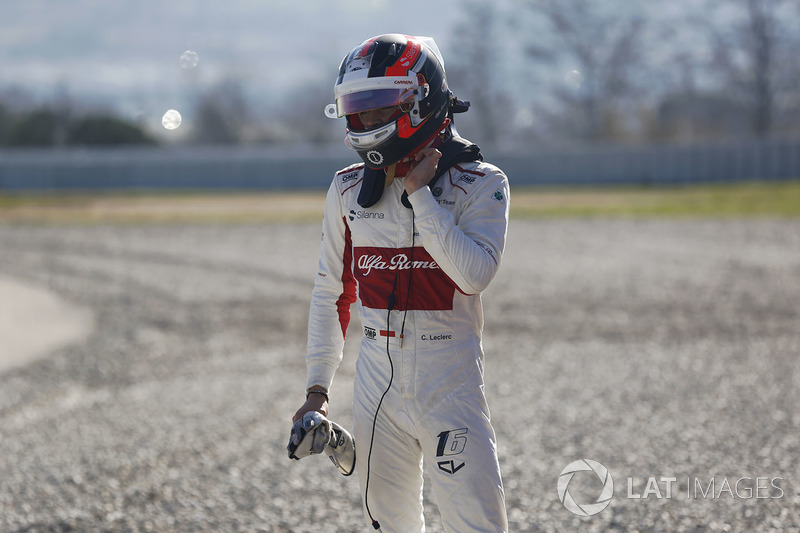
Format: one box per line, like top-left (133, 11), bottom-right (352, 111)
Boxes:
top-left (287, 411), bottom-right (355, 476)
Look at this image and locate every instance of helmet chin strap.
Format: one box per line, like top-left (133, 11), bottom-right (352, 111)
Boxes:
top-left (357, 119), bottom-right (457, 209)
top-left (384, 163), bottom-right (396, 187)
top-left (385, 118), bottom-right (451, 181)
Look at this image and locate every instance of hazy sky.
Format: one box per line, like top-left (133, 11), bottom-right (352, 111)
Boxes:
top-left (0, 0), bottom-right (469, 117)
top-left (8, 1), bottom-right (775, 143)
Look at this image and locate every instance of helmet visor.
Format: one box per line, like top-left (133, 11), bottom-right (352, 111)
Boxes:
top-left (335, 88), bottom-right (415, 117)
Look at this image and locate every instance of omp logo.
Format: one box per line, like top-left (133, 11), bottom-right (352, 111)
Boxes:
top-left (340, 171), bottom-right (359, 183)
top-left (557, 459), bottom-right (614, 516)
top-left (349, 210), bottom-right (384, 221)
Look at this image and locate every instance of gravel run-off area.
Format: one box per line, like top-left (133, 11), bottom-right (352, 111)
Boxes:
top-left (0, 218), bottom-right (799, 532)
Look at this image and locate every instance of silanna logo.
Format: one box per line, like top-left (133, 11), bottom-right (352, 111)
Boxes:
top-left (349, 209), bottom-right (385, 222)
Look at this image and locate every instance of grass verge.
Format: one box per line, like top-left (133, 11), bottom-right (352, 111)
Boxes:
top-left (510, 180), bottom-right (800, 218)
top-left (0, 180), bottom-right (798, 224)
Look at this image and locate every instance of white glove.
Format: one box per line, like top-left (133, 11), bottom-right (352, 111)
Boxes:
top-left (327, 420), bottom-right (356, 476)
top-left (288, 411), bottom-right (331, 460)
top-left (287, 412), bottom-right (356, 476)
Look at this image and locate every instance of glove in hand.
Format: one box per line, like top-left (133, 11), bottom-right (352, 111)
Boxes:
top-left (287, 412), bottom-right (356, 476)
top-left (288, 411), bottom-right (331, 460)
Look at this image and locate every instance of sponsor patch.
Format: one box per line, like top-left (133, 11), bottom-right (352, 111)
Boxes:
top-left (353, 246), bottom-right (456, 311)
top-left (420, 333), bottom-right (453, 341)
top-left (366, 150), bottom-right (384, 166)
top-left (340, 170), bottom-right (359, 183)
top-left (349, 209), bottom-right (385, 221)
top-left (476, 241), bottom-right (498, 265)
top-left (436, 428), bottom-right (468, 475)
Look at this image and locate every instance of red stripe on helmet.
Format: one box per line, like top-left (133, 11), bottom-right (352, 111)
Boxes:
top-left (397, 113), bottom-right (427, 139)
top-left (385, 36), bottom-right (422, 76)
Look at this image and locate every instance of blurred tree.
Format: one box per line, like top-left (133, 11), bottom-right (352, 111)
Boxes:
top-left (69, 116), bottom-right (156, 145)
top-left (0, 95), bottom-right (158, 147)
top-left (649, 93), bottom-right (748, 142)
top-left (524, 0), bottom-right (649, 143)
top-left (0, 103), bottom-right (11, 145)
top-left (8, 108), bottom-right (65, 146)
top-left (696, 0), bottom-right (800, 138)
top-left (274, 81), bottom-right (342, 145)
top-left (447, 1), bottom-right (513, 148)
top-left (191, 80), bottom-right (251, 145)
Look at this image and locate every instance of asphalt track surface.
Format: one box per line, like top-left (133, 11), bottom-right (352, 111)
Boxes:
top-left (0, 276), bottom-right (94, 374)
top-left (0, 219), bottom-right (798, 532)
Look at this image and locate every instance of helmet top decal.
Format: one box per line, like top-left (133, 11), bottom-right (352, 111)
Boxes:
top-left (327, 34), bottom-right (456, 169)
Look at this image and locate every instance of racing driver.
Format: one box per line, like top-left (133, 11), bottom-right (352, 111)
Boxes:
top-left (291, 33), bottom-right (510, 532)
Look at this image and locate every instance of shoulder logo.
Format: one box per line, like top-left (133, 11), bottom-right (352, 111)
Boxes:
top-left (340, 170), bottom-right (360, 183)
top-left (337, 163), bottom-right (364, 176)
top-left (349, 209), bottom-right (385, 222)
top-left (492, 190), bottom-right (505, 203)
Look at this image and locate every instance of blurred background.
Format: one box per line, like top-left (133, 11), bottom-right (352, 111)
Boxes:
top-left (2, 0), bottom-right (800, 190)
top-left (2, 3), bottom-right (800, 531)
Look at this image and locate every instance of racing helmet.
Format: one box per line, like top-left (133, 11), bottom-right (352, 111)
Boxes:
top-left (324, 34), bottom-right (452, 169)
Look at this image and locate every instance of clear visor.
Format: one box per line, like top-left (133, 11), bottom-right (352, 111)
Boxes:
top-left (335, 88), bottom-right (415, 117)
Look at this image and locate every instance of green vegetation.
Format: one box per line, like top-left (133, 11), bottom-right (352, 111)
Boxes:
top-left (0, 104), bottom-right (156, 147)
top-left (0, 191), bottom-right (326, 225)
top-left (0, 181), bottom-right (798, 225)
top-left (510, 180), bottom-right (800, 219)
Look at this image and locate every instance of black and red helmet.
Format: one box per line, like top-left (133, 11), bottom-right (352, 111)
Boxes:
top-left (324, 34), bottom-right (452, 169)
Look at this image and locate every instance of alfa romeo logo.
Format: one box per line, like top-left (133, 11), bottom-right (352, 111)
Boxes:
top-left (366, 150), bottom-right (384, 165)
top-left (557, 459), bottom-right (614, 516)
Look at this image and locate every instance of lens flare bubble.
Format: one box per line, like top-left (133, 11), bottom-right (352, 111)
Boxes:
top-left (179, 50), bottom-right (199, 69)
top-left (565, 69), bottom-right (583, 89)
top-left (161, 109), bottom-right (182, 130)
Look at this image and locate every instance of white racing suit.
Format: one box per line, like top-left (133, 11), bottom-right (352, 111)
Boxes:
top-left (306, 158), bottom-right (509, 532)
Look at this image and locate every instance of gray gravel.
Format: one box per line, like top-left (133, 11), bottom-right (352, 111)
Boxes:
top-left (0, 219), bottom-right (798, 532)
